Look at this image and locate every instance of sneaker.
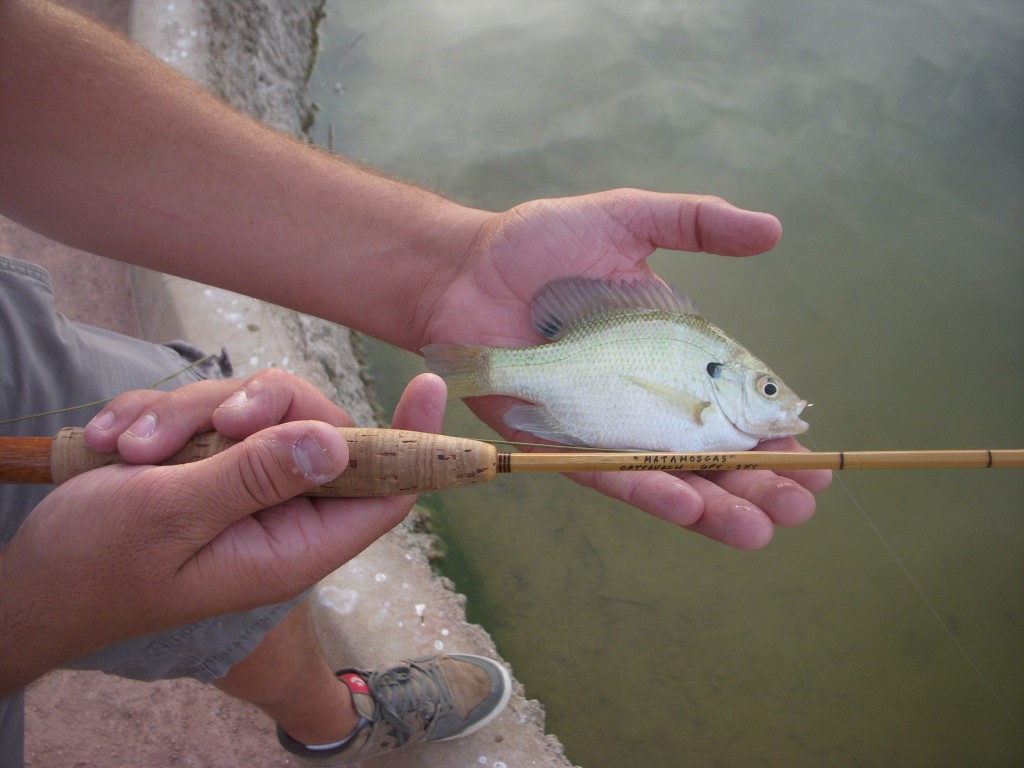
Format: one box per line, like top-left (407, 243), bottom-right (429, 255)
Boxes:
top-left (277, 654), bottom-right (512, 766)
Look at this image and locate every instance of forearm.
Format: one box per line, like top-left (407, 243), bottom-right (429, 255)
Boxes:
top-left (0, 0), bottom-right (485, 350)
top-left (0, 551), bottom-right (85, 697)
top-left (0, 610), bottom-right (61, 698)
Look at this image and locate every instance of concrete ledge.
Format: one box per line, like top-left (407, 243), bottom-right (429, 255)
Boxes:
top-left (124, 1), bottom-right (573, 766)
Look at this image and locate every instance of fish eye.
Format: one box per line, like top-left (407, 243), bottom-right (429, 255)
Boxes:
top-left (758, 376), bottom-right (779, 398)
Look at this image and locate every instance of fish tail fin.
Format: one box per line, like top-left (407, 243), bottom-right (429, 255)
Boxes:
top-left (421, 343), bottom-right (491, 399)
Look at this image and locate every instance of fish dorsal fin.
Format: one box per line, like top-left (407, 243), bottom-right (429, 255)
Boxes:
top-left (530, 276), bottom-right (701, 340)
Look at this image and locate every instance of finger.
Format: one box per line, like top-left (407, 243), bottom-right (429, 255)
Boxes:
top-left (309, 373), bottom-right (449, 536)
top-left (87, 380), bottom-right (239, 461)
top-left (389, 372), bottom-right (447, 432)
top-left (162, 420), bottom-right (349, 542)
top-left (755, 436), bottom-right (834, 494)
top-left (569, 467), bottom-right (778, 549)
top-left (85, 389), bottom-right (167, 452)
top-left (693, 469), bottom-right (818, 529)
top-left (689, 195), bottom-right (783, 256)
top-left (676, 473), bottom-right (777, 550)
top-left (673, 439), bottom-right (829, 538)
top-left (617, 190), bottom-right (783, 257)
top-left (212, 368), bottom-right (353, 438)
top-left (249, 374), bottom-right (450, 588)
top-left (565, 469), bottom-right (707, 528)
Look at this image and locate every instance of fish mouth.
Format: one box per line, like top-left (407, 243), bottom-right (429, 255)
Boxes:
top-left (788, 399), bottom-right (810, 434)
top-left (764, 398), bottom-right (809, 437)
top-left (734, 398), bottom-right (810, 441)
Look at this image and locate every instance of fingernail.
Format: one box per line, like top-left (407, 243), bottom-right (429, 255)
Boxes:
top-left (127, 412), bottom-right (157, 439)
top-left (293, 434), bottom-right (334, 480)
top-left (89, 410), bottom-right (116, 431)
top-left (219, 388), bottom-right (249, 409)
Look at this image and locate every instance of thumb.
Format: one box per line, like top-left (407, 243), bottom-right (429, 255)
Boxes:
top-left (170, 421), bottom-right (349, 536)
top-left (614, 190), bottom-right (782, 256)
top-left (690, 196), bottom-right (783, 256)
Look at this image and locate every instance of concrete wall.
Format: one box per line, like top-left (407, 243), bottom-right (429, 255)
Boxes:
top-left (119, 1), bottom-right (573, 765)
top-left (17, 1), bottom-right (573, 765)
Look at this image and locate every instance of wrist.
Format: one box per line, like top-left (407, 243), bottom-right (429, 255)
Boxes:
top-left (311, 170), bottom-right (491, 350)
top-left (0, 543), bottom-right (104, 697)
top-left (375, 196), bottom-right (491, 351)
top-left (0, 548), bottom-right (61, 696)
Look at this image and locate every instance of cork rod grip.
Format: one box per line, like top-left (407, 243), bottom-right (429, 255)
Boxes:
top-left (50, 427), bottom-right (498, 497)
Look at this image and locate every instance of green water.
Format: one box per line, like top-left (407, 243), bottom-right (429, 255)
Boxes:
top-left (309, 1), bottom-right (1024, 765)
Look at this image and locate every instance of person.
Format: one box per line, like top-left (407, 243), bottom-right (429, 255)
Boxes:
top-left (0, 1), bottom-right (832, 766)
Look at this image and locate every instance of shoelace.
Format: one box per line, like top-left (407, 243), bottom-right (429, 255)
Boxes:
top-left (366, 660), bottom-right (457, 746)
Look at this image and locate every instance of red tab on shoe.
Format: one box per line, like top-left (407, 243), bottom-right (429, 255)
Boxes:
top-left (340, 672), bottom-right (370, 695)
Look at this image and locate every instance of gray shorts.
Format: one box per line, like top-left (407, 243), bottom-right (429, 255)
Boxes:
top-left (0, 255), bottom-right (303, 767)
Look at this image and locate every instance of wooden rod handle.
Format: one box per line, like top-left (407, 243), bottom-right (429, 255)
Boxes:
top-left (44, 427), bottom-right (498, 497)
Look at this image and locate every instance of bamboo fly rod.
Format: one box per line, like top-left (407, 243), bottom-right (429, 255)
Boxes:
top-left (0, 427), bottom-right (1021, 497)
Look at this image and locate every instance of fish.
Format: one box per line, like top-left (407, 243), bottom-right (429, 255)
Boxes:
top-left (422, 276), bottom-right (809, 452)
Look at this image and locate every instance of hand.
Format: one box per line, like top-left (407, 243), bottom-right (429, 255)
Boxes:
top-left (0, 370), bottom-right (446, 692)
top-left (420, 189), bottom-right (832, 549)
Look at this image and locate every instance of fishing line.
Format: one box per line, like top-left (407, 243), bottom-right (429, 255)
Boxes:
top-left (480, 437), bottom-right (634, 452)
top-left (807, 434), bottom-right (1023, 734)
top-left (0, 353), bottom-right (219, 428)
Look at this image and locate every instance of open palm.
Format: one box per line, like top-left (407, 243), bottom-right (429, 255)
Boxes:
top-left (420, 189), bottom-right (831, 550)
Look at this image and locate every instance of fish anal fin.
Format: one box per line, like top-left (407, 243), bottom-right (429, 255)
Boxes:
top-left (625, 375), bottom-right (712, 425)
top-left (503, 404), bottom-right (587, 446)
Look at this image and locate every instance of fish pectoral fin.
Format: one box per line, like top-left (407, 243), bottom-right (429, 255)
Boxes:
top-left (503, 404), bottom-right (587, 447)
top-left (625, 375), bottom-right (712, 425)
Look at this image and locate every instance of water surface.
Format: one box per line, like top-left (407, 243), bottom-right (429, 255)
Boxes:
top-left (310, 1), bottom-right (1023, 765)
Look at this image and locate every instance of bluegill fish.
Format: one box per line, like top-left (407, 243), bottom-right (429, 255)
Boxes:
top-left (422, 277), bottom-right (809, 451)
